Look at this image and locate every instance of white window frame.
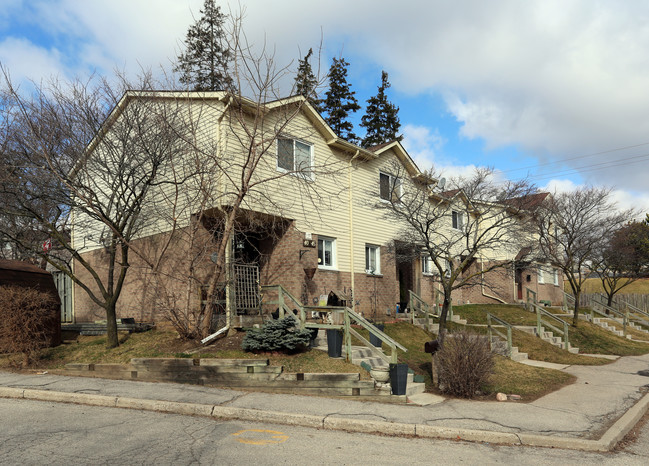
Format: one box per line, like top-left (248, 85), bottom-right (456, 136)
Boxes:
top-left (276, 137), bottom-right (314, 180)
top-left (379, 171), bottom-right (402, 202)
top-left (317, 236), bottom-right (336, 270)
top-left (538, 266), bottom-right (545, 284)
top-left (422, 254), bottom-right (434, 275)
top-left (452, 211), bottom-right (464, 230)
top-left (553, 268), bottom-right (559, 286)
top-left (365, 244), bottom-right (381, 275)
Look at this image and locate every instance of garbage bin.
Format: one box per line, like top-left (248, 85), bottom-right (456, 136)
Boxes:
top-left (369, 323), bottom-right (384, 348)
top-left (326, 329), bottom-right (342, 358)
top-left (389, 363), bottom-right (408, 395)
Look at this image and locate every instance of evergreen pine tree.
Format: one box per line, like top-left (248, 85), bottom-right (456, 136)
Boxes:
top-left (175, 0), bottom-right (233, 91)
top-left (360, 71), bottom-right (401, 148)
top-left (322, 57), bottom-right (361, 143)
top-left (294, 48), bottom-right (322, 112)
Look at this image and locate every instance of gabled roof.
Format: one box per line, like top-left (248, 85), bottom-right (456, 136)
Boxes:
top-left (79, 91), bottom-right (434, 185)
top-left (430, 188), bottom-right (477, 212)
top-left (365, 140), bottom-right (435, 185)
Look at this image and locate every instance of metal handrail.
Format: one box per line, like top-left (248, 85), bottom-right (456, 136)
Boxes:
top-left (530, 301), bottom-right (570, 350)
top-left (486, 313), bottom-right (513, 359)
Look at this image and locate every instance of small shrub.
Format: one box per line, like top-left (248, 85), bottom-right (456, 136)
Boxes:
top-left (0, 286), bottom-right (57, 366)
top-left (242, 316), bottom-right (312, 354)
top-left (436, 330), bottom-right (494, 398)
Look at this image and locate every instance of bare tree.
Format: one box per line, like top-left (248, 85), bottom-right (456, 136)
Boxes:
top-left (536, 187), bottom-right (629, 326)
top-left (594, 220), bottom-right (649, 306)
top-left (0, 70), bottom-right (192, 348)
top-left (377, 163), bottom-right (537, 342)
top-left (130, 12), bottom-right (342, 341)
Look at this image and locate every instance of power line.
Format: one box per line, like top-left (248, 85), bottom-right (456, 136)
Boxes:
top-left (498, 141), bottom-right (649, 176)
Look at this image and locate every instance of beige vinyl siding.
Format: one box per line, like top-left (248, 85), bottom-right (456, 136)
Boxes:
top-left (349, 149), bottom-right (414, 274)
top-left (220, 109), bottom-right (352, 271)
top-left (72, 99), bottom-right (227, 252)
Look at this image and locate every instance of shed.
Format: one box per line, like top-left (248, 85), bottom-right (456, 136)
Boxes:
top-left (0, 259), bottom-right (62, 347)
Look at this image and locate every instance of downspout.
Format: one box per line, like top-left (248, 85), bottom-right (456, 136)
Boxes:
top-left (70, 208), bottom-right (76, 323)
top-left (348, 150), bottom-right (360, 312)
top-left (481, 257), bottom-right (507, 304)
top-left (202, 96), bottom-right (233, 345)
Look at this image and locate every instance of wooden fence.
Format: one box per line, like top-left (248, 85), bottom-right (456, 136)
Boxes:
top-left (579, 293), bottom-right (649, 312)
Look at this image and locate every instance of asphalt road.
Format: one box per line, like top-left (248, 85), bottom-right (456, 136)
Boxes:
top-left (2, 398), bottom-right (649, 465)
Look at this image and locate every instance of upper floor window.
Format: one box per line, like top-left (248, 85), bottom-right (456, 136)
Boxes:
top-left (553, 268), bottom-right (559, 286)
top-left (365, 244), bottom-right (381, 274)
top-left (538, 267), bottom-right (545, 284)
top-left (452, 211), bottom-right (464, 230)
top-left (379, 172), bottom-right (401, 202)
top-left (277, 138), bottom-right (313, 180)
top-left (318, 236), bottom-right (336, 269)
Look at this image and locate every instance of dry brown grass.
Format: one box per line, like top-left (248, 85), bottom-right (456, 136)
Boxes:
top-left (485, 355), bottom-right (576, 401)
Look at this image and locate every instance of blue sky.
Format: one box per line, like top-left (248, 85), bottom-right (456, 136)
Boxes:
top-left (2, 0), bottom-right (649, 214)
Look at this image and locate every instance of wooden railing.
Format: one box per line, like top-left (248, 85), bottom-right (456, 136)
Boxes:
top-left (261, 285), bottom-right (407, 364)
top-left (614, 297), bottom-right (649, 328)
top-left (562, 291), bottom-right (575, 312)
top-left (525, 288), bottom-right (537, 311)
top-left (529, 300), bottom-right (570, 351)
top-left (408, 289), bottom-right (453, 323)
top-left (590, 295), bottom-right (629, 336)
top-left (409, 290), bottom-right (434, 331)
top-left (486, 313), bottom-right (513, 359)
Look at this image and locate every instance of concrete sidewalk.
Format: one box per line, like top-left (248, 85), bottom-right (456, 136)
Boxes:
top-left (2, 353), bottom-right (649, 452)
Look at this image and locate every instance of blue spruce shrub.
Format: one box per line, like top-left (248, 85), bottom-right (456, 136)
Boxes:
top-left (242, 316), bottom-right (312, 354)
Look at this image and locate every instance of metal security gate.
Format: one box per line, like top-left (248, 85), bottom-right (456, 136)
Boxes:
top-left (233, 264), bottom-right (260, 314)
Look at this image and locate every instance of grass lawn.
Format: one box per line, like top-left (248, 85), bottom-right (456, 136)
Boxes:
top-left (2, 319), bottom-right (631, 402)
top-left (453, 304), bottom-right (649, 359)
top-left (564, 319), bottom-right (649, 356)
top-left (380, 321), bottom-right (575, 400)
top-left (570, 277), bottom-right (649, 294)
top-left (486, 356), bottom-right (575, 399)
top-left (453, 304), bottom-right (538, 326)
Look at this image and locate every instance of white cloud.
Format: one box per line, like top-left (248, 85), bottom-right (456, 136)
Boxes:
top-left (401, 124), bottom-right (445, 172)
top-left (542, 179), bottom-right (649, 217)
top-left (5, 0), bottom-right (649, 203)
top-left (0, 37), bottom-right (68, 83)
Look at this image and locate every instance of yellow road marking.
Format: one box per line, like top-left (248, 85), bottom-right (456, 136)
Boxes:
top-left (232, 429), bottom-right (289, 445)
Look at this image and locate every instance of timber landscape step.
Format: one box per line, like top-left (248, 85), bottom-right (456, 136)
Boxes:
top-left (63, 322), bottom-right (155, 335)
top-left (62, 357), bottom-right (403, 401)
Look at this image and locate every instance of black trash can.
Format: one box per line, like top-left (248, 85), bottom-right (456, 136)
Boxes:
top-left (369, 323), bottom-right (384, 348)
top-left (326, 329), bottom-right (343, 358)
top-left (389, 363), bottom-right (408, 395)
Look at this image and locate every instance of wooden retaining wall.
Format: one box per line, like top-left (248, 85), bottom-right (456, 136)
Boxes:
top-left (61, 358), bottom-right (402, 401)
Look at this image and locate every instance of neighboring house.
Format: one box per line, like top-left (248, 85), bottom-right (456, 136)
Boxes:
top-left (70, 92), bottom-right (561, 324)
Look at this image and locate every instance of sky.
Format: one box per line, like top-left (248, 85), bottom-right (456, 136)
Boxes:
top-left (2, 0), bottom-right (649, 215)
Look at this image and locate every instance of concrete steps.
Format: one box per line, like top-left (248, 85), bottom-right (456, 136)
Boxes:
top-left (490, 338), bottom-right (528, 362)
top-left (407, 311), bottom-right (467, 330)
top-left (312, 330), bottom-right (426, 398)
top-left (592, 317), bottom-right (629, 338)
top-left (532, 326), bottom-right (580, 353)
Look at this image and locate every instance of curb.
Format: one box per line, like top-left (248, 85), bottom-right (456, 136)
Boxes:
top-left (1, 386), bottom-right (648, 451)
